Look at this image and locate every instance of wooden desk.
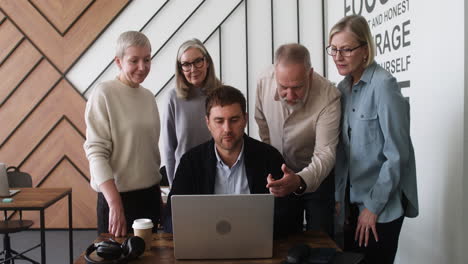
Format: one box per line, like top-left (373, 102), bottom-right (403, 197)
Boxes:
top-left (0, 188), bottom-right (73, 264)
top-left (75, 231), bottom-right (340, 264)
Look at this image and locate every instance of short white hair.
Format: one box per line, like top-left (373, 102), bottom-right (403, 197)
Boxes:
top-left (115, 31), bottom-right (151, 58)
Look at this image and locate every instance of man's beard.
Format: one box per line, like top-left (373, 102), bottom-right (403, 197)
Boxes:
top-left (279, 95), bottom-right (304, 112)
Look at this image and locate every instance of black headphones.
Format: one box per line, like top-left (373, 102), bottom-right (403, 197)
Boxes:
top-left (84, 236), bottom-right (145, 264)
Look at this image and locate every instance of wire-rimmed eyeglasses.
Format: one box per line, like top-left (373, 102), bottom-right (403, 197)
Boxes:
top-left (326, 44), bottom-right (366, 57)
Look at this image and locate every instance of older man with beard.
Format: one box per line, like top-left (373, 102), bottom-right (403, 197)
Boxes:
top-left (255, 43), bottom-right (341, 237)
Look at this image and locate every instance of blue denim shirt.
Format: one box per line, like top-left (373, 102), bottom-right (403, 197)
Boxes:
top-left (335, 62), bottom-right (418, 223)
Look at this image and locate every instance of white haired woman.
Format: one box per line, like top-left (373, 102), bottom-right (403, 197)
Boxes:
top-left (84, 31), bottom-right (162, 237)
top-left (160, 38), bottom-right (221, 185)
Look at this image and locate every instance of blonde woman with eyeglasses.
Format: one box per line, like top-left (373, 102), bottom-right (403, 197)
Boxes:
top-left (328, 15), bottom-right (419, 264)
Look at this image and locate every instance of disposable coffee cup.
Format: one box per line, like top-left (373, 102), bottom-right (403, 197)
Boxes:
top-left (132, 218), bottom-right (153, 251)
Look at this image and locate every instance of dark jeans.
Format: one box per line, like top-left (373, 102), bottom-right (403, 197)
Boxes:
top-left (302, 170), bottom-right (335, 238)
top-left (97, 184), bottom-right (161, 235)
top-left (344, 203), bottom-right (404, 264)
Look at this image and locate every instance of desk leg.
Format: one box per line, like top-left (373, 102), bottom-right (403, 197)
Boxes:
top-left (40, 209), bottom-right (45, 264)
top-left (68, 192), bottom-right (73, 264)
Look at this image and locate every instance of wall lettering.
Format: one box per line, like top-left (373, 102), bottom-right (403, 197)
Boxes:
top-left (344, 0), bottom-right (412, 88)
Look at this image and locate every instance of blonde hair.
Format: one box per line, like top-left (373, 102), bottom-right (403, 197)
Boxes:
top-left (175, 38), bottom-right (221, 99)
top-left (329, 15), bottom-right (375, 67)
top-left (115, 31), bottom-right (151, 58)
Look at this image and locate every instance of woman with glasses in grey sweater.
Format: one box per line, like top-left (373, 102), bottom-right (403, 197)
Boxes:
top-left (160, 38), bottom-right (221, 186)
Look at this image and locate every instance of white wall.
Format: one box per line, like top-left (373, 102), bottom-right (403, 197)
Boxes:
top-left (326, 0), bottom-right (465, 263)
top-left (399, 1), bottom-right (464, 262)
top-left (464, 0), bottom-right (468, 261)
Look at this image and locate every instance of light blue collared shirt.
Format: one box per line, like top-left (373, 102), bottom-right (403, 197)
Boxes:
top-left (213, 143), bottom-right (250, 194)
top-left (335, 62), bottom-right (418, 223)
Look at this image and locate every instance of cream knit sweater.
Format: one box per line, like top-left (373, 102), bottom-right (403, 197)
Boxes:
top-left (84, 79), bottom-right (161, 192)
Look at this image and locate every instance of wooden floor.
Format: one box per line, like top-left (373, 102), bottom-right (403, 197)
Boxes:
top-left (0, 229), bottom-right (96, 264)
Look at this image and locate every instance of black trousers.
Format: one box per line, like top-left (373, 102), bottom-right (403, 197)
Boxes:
top-left (97, 184), bottom-right (161, 235)
top-left (344, 203), bottom-right (404, 264)
top-left (301, 170), bottom-right (335, 238)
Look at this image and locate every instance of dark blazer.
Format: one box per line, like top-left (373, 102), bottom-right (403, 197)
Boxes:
top-left (164, 134), bottom-right (302, 236)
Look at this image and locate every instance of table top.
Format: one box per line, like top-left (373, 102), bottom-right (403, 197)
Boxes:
top-left (0, 188), bottom-right (71, 210)
top-left (75, 231), bottom-right (340, 264)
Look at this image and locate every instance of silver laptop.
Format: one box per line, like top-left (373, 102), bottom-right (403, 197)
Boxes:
top-left (171, 194), bottom-right (274, 259)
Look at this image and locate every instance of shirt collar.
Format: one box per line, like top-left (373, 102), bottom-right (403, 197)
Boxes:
top-left (214, 141), bottom-right (245, 168)
top-left (344, 61), bottom-right (377, 86)
top-left (360, 61), bottom-right (377, 84)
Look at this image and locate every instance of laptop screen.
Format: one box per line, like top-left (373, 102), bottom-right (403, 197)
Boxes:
top-left (171, 194), bottom-right (274, 259)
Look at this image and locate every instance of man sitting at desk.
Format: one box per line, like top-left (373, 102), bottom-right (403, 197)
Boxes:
top-left (164, 85), bottom-right (302, 235)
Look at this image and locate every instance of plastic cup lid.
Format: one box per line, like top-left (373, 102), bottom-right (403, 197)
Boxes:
top-left (132, 218), bottom-right (154, 229)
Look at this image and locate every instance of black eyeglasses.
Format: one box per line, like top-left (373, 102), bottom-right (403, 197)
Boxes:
top-left (180, 57), bottom-right (205, 72)
top-left (326, 44), bottom-right (366, 57)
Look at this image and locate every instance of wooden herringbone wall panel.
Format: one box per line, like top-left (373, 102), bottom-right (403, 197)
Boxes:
top-left (29, 0), bottom-right (94, 34)
top-left (0, 0), bottom-right (129, 72)
top-left (0, 80), bottom-right (87, 165)
top-left (0, 19), bottom-right (22, 62)
top-left (0, 60), bottom-right (60, 143)
top-left (0, 0), bottom-right (130, 228)
top-left (0, 40), bottom-right (42, 102)
top-left (17, 103), bottom-right (89, 184)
